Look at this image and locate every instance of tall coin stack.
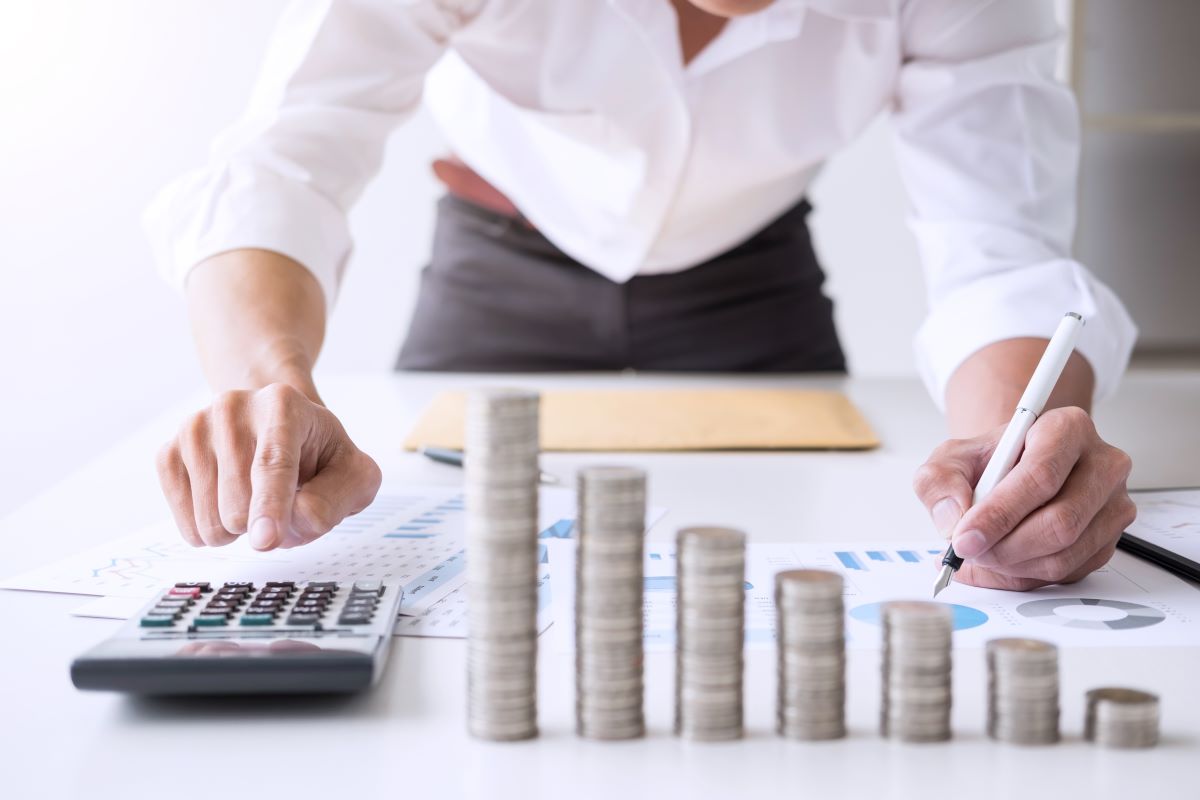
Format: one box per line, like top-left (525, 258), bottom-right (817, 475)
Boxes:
top-left (465, 388), bottom-right (540, 742)
top-left (1084, 687), bottom-right (1160, 749)
top-left (574, 466), bottom-right (647, 740)
top-left (881, 601), bottom-right (953, 743)
top-left (675, 526), bottom-right (746, 741)
top-left (986, 638), bottom-right (1059, 745)
top-left (775, 570), bottom-right (846, 741)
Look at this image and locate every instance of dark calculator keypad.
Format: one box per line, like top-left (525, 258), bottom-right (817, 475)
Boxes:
top-left (135, 581), bottom-right (397, 632)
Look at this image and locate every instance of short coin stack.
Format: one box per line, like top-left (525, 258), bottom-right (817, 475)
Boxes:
top-left (1084, 687), bottom-right (1160, 749)
top-left (986, 638), bottom-right (1060, 745)
top-left (574, 466), bottom-right (648, 740)
top-left (775, 569), bottom-right (846, 740)
top-left (881, 601), bottom-right (953, 743)
top-left (675, 526), bottom-right (746, 741)
top-left (464, 388), bottom-right (541, 742)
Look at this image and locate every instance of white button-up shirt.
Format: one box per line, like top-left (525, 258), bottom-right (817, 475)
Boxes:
top-left (144, 0), bottom-right (1137, 405)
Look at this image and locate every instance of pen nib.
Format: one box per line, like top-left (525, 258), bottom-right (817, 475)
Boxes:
top-left (932, 564), bottom-right (954, 598)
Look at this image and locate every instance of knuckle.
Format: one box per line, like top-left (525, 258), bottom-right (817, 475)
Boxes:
top-left (1108, 446), bottom-right (1134, 481)
top-left (912, 462), bottom-right (948, 499)
top-left (1039, 551), bottom-right (1076, 583)
top-left (1025, 460), bottom-right (1066, 500)
top-left (1044, 504), bottom-right (1084, 550)
top-left (1057, 405), bottom-right (1093, 433)
top-left (210, 391), bottom-right (248, 434)
top-left (258, 382), bottom-right (303, 413)
top-left (254, 441), bottom-right (296, 473)
top-left (1115, 495), bottom-right (1138, 530)
top-left (177, 413), bottom-right (210, 458)
top-left (155, 442), bottom-right (179, 478)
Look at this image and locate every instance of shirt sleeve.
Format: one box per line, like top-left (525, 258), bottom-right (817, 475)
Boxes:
top-left (143, 0), bottom-right (480, 311)
top-left (892, 0), bottom-right (1137, 410)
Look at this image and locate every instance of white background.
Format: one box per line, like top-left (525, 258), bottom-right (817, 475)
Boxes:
top-left (3, 0), bottom-right (958, 518)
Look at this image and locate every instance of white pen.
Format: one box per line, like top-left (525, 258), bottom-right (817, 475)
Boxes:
top-left (932, 311), bottom-right (1086, 597)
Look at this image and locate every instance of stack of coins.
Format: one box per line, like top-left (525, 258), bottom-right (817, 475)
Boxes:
top-left (464, 388), bottom-right (540, 742)
top-left (775, 569), bottom-right (846, 741)
top-left (675, 526), bottom-right (746, 741)
top-left (986, 638), bottom-right (1060, 745)
top-left (574, 466), bottom-right (647, 740)
top-left (881, 601), bottom-right (953, 743)
top-left (1084, 687), bottom-right (1160, 749)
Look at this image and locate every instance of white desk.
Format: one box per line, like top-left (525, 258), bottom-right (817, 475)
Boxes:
top-left (2, 370), bottom-right (1198, 800)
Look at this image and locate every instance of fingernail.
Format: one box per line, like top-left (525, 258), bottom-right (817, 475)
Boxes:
top-left (952, 529), bottom-right (988, 559)
top-left (931, 498), bottom-right (962, 537)
top-left (249, 517), bottom-right (278, 550)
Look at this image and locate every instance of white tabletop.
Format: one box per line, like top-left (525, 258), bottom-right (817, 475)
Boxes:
top-left (2, 370), bottom-right (1198, 799)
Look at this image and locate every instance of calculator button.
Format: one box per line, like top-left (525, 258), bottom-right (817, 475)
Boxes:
top-left (148, 607), bottom-right (183, 617)
top-left (240, 614), bottom-right (276, 626)
top-left (338, 613), bottom-right (373, 625)
top-left (352, 581), bottom-right (382, 595)
top-left (193, 615), bottom-right (228, 627)
top-left (223, 582), bottom-right (255, 591)
top-left (140, 616), bottom-right (176, 627)
top-left (175, 582), bottom-right (212, 592)
top-left (305, 582), bottom-right (339, 592)
top-left (167, 587), bottom-right (202, 598)
top-left (265, 581), bottom-right (296, 590)
top-left (198, 610), bottom-right (232, 619)
top-left (204, 601), bottom-right (239, 611)
top-left (156, 598), bottom-right (192, 608)
top-left (257, 591), bottom-right (291, 602)
top-left (286, 613), bottom-right (321, 626)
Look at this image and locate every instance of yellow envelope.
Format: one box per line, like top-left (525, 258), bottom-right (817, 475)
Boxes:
top-left (402, 388), bottom-right (879, 452)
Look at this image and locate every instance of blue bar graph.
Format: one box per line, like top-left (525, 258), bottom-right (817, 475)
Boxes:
top-left (867, 551), bottom-right (891, 562)
top-left (836, 551), bottom-right (865, 571)
top-left (649, 553), bottom-right (662, 560)
top-left (384, 532), bottom-right (435, 539)
top-left (898, 550), bottom-right (920, 563)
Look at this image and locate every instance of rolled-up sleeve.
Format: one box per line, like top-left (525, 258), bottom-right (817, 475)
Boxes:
top-left (144, 0), bottom-right (474, 310)
top-left (892, 0), bottom-right (1137, 409)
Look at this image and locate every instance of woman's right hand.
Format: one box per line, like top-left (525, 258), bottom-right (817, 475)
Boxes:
top-left (155, 382), bottom-right (382, 551)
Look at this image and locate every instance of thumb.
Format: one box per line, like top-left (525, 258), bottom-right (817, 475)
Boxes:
top-left (287, 447), bottom-right (382, 547)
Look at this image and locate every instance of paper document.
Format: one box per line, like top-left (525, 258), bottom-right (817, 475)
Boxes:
top-left (0, 485), bottom-right (666, 639)
top-left (1127, 488), bottom-right (1200, 564)
top-left (403, 388), bottom-right (879, 452)
top-left (546, 540), bottom-right (1200, 652)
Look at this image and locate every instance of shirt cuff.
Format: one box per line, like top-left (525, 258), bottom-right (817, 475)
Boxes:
top-left (914, 259), bottom-right (1138, 411)
top-left (142, 160), bottom-right (350, 313)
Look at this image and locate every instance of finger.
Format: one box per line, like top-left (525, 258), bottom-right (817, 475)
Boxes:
top-left (179, 414), bottom-right (238, 547)
top-left (951, 407), bottom-right (1092, 560)
top-left (973, 451), bottom-right (1114, 568)
top-left (913, 437), bottom-right (994, 539)
top-left (289, 447), bottom-right (383, 546)
top-left (211, 392), bottom-right (254, 535)
top-left (155, 442), bottom-right (203, 547)
top-left (985, 493), bottom-right (1135, 584)
top-left (247, 387), bottom-right (307, 551)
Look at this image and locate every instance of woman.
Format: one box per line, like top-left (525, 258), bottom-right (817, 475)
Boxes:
top-left (146, 0), bottom-right (1138, 590)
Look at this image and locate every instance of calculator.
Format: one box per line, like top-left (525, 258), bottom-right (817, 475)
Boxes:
top-left (71, 579), bottom-right (405, 695)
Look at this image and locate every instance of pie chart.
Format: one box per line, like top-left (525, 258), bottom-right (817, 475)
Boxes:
top-left (848, 602), bottom-right (989, 631)
top-left (1015, 598), bottom-right (1166, 630)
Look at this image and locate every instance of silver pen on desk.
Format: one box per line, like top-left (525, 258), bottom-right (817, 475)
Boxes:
top-left (420, 446), bottom-right (561, 485)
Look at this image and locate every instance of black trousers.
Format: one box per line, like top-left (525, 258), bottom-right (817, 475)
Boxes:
top-left (396, 195), bottom-right (845, 373)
